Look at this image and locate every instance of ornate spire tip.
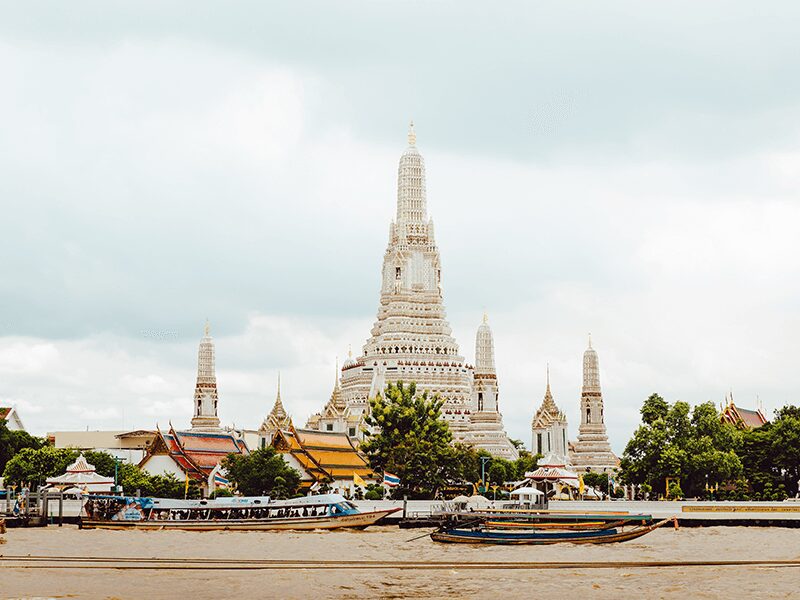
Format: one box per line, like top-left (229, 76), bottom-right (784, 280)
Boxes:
top-left (408, 120), bottom-right (416, 146)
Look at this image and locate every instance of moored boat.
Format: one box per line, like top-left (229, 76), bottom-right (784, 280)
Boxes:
top-left (79, 493), bottom-right (400, 531)
top-left (430, 517), bottom-right (674, 545)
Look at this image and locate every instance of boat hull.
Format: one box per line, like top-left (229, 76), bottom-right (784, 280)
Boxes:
top-left (431, 518), bottom-right (672, 545)
top-left (80, 508), bottom-right (400, 531)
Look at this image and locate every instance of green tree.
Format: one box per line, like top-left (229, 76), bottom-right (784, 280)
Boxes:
top-left (222, 446), bottom-right (301, 498)
top-left (2, 446), bottom-right (76, 489)
top-left (82, 450), bottom-right (120, 478)
top-left (360, 381), bottom-right (454, 499)
top-left (487, 461), bottom-right (508, 485)
top-left (620, 395), bottom-right (743, 497)
top-left (738, 406), bottom-right (800, 499)
top-left (0, 421), bottom-right (46, 473)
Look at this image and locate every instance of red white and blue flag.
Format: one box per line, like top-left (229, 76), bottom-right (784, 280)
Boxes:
top-left (383, 472), bottom-right (400, 487)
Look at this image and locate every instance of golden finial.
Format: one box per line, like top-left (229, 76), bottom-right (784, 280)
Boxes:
top-left (204, 319), bottom-right (210, 337)
top-left (482, 311), bottom-right (488, 325)
top-left (408, 120), bottom-right (416, 146)
top-left (348, 344), bottom-right (352, 359)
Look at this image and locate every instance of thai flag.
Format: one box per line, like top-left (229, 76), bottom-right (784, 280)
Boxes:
top-left (383, 472), bottom-right (400, 487)
top-left (214, 474), bottom-right (229, 488)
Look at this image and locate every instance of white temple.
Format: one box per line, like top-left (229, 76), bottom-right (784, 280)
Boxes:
top-left (568, 337), bottom-right (618, 472)
top-left (309, 123), bottom-right (516, 458)
top-left (257, 374), bottom-right (292, 447)
top-left (190, 321), bottom-right (222, 432)
top-left (531, 367), bottom-right (569, 464)
top-left (306, 360), bottom-right (363, 439)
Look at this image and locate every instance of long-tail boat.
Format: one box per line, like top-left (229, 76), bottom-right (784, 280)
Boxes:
top-left (79, 493), bottom-right (399, 531)
top-left (430, 517), bottom-right (674, 545)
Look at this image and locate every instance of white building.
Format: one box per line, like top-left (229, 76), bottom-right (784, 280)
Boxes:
top-left (0, 406), bottom-right (25, 431)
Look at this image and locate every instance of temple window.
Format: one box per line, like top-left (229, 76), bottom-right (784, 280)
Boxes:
top-left (586, 407), bottom-right (591, 423)
top-left (326, 424), bottom-right (333, 431)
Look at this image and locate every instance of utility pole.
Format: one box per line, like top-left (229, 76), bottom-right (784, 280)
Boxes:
top-left (480, 456), bottom-right (491, 494)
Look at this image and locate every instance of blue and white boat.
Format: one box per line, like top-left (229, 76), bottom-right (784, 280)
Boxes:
top-left (80, 493), bottom-right (399, 531)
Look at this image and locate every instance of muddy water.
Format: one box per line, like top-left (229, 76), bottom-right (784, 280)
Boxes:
top-left (2, 525), bottom-right (800, 599)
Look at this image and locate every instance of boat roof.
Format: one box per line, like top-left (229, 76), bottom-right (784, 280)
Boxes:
top-left (87, 493), bottom-right (351, 510)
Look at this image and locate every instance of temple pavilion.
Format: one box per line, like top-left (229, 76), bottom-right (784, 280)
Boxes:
top-left (720, 394), bottom-right (768, 429)
top-left (270, 426), bottom-right (375, 496)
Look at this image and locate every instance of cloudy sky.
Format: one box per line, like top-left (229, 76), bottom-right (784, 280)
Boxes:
top-left (1, 1), bottom-right (799, 452)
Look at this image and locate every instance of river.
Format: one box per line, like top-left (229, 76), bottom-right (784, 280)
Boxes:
top-left (2, 525), bottom-right (799, 598)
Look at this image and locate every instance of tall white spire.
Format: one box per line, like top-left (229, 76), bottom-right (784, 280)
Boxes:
top-left (570, 336), bottom-right (616, 471)
top-left (475, 312), bottom-right (496, 375)
top-left (191, 321), bottom-right (221, 431)
top-left (396, 120), bottom-right (428, 226)
top-left (582, 334), bottom-right (601, 392)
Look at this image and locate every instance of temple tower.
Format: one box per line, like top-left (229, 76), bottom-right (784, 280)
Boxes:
top-left (531, 366), bottom-right (569, 463)
top-left (258, 374), bottom-right (292, 447)
top-left (473, 313), bottom-right (498, 412)
top-left (463, 314), bottom-right (518, 459)
top-left (190, 321), bottom-right (221, 431)
top-left (339, 123), bottom-right (475, 436)
top-left (569, 336), bottom-right (618, 472)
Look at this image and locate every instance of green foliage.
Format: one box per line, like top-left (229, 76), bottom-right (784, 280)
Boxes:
top-left (2, 445), bottom-right (202, 498)
top-left (222, 446), bottom-right (301, 498)
top-left (582, 472), bottom-right (609, 491)
top-left (667, 481), bottom-right (684, 499)
top-left (487, 461), bottom-right (508, 485)
top-left (364, 482), bottom-right (385, 501)
top-left (82, 451), bottom-right (120, 478)
top-left (738, 406), bottom-right (800, 499)
top-left (360, 381), bottom-right (454, 499)
top-left (0, 421), bottom-right (46, 474)
top-left (620, 395), bottom-right (743, 497)
top-left (2, 446), bottom-right (77, 489)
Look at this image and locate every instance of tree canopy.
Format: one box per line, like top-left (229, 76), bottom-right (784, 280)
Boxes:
top-left (360, 381), bottom-right (455, 499)
top-left (222, 446), bottom-right (301, 498)
top-left (0, 421), bottom-right (46, 474)
top-left (620, 394), bottom-right (744, 498)
top-left (2, 446), bottom-right (200, 498)
top-left (360, 381), bottom-right (540, 498)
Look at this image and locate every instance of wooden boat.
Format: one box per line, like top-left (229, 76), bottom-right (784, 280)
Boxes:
top-left (430, 517), bottom-right (674, 545)
top-left (79, 493), bottom-right (400, 531)
top-left (485, 519), bottom-right (626, 531)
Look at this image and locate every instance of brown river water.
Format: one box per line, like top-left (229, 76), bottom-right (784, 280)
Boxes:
top-left (2, 525), bottom-right (799, 599)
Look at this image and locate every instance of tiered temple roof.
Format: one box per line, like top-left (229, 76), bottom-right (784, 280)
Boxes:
top-left (259, 375), bottom-right (293, 437)
top-left (271, 426), bottom-right (373, 488)
top-left (532, 369), bottom-right (567, 429)
top-left (141, 425), bottom-right (248, 482)
top-left (720, 395), bottom-right (768, 429)
top-left (46, 453), bottom-right (115, 492)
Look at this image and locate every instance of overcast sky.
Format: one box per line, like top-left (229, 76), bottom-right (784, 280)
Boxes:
top-left (1, 1), bottom-right (799, 452)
